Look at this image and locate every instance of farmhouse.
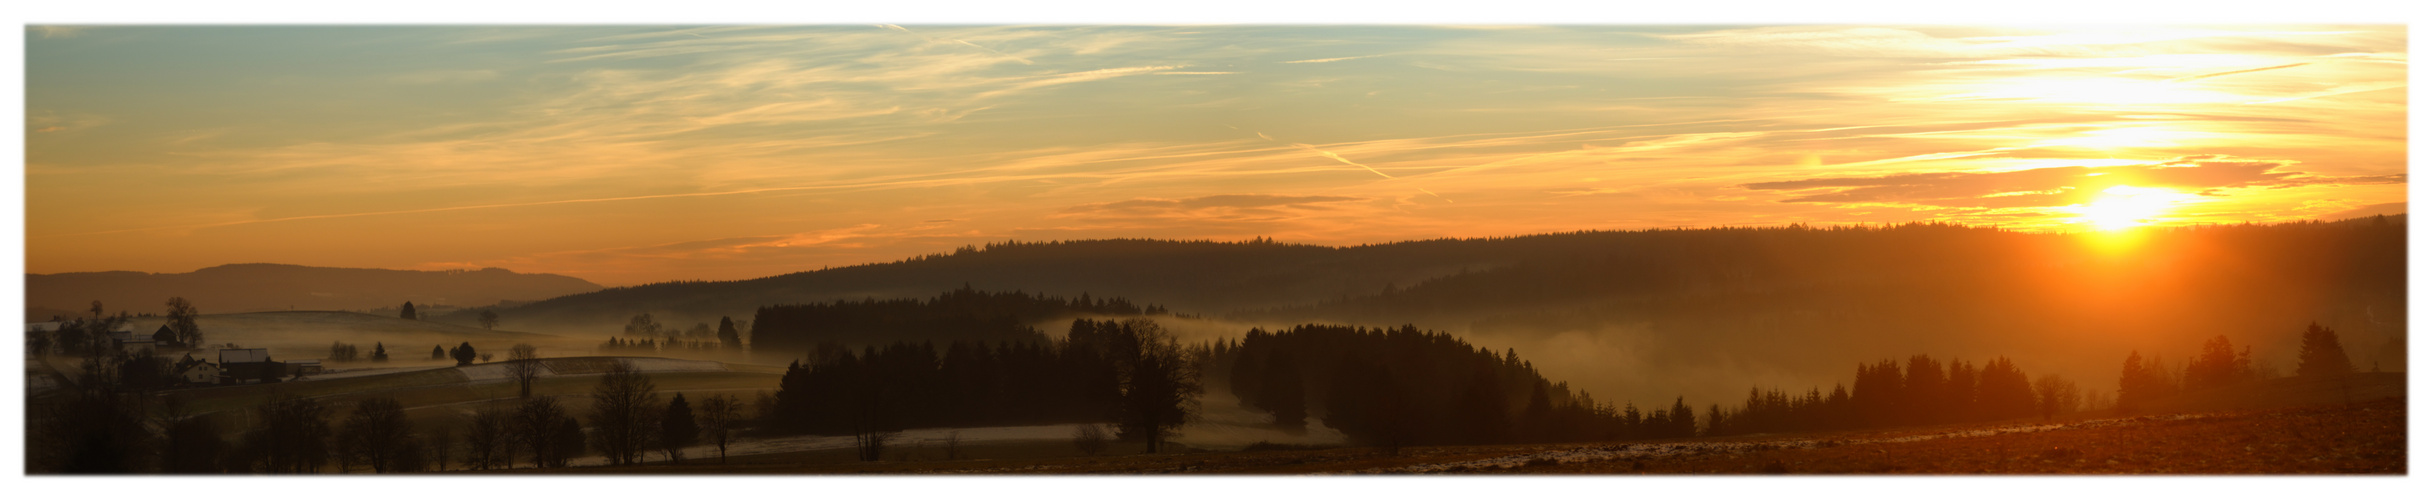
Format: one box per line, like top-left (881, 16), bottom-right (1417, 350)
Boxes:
top-left (172, 354), bottom-right (218, 385)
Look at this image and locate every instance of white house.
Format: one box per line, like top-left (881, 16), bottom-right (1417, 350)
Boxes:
top-left (172, 355), bottom-right (218, 385)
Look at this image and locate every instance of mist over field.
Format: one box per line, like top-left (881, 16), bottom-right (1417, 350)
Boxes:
top-left (390, 218), bottom-right (2403, 409)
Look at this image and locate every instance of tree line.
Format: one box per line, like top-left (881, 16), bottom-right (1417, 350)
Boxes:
top-left (763, 318), bottom-right (1200, 458)
top-left (748, 287), bottom-right (1176, 357)
top-left (1222, 324), bottom-right (1693, 450)
top-left (31, 355), bottom-right (748, 474)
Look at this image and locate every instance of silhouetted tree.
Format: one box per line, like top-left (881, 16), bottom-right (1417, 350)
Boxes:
top-left (464, 405), bottom-right (511, 470)
top-left (337, 397), bottom-right (414, 472)
top-left (1977, 357), bottom-right (2036, 420)
top-left (697, 394), bottom-right (741, 464)
top-left (2296, 322), bottom-right (2354, 378)
top-left (624, 313), bottom-right (662, 338)
top-left (425, 427), bottom-right (454, 472)
top-left (330, 342), bottom-right (360, 363)
top-left (2186, 335), bottom-right (2255, 391)
top-left (28, 357), bottom-right (154, 473)
top-left (660, 393), bottom-right (699, 464)
top-left (1259, 351), bottom-right (1307, 433)
top-left (550, 416), bottom-right (585, 468)
top-left (478, 309), bottom-right (500, 330)
top-left (2117, 351), bottom-right (2164, 413)
top-left (160, 412), bottom-right (227, 473)
top-left (2033, 375), bottom-right (2082, 420)
top-left (450, 342), bottom-right (477, 366)
top-left (371, 342), bottom-right (389, 363)
top-left (1072, 424), bottom-right (1111, 456)
top-left (239, 395), bottom-right (332, 473)
top-left (716, 316), bottom-right (743, 352)
top-left (164, 296), bottom-right (202, 347)
top-left (506, 344), bottom-right (542, 399)
top-left (588, 360), bottom-right (660, 466)
top-left (400, 302), bottom-right (417, 320)
top-left (431, 345), bottom-right (446, 361)
top-left (1115, 319), bottom-right (1200, 453)
top-left (511, 397), bottom-right (569, 468)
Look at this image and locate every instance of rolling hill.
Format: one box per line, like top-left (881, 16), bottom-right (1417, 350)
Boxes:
top-left (28, 263), bottom-right (603, 317)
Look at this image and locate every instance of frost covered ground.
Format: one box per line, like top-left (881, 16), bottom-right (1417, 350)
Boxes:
top-left (1350, 413), bottom-right (2208, 474)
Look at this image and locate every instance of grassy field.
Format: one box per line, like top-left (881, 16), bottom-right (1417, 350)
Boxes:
top-left (151, 356), bottom-right (781, 425)
top-left (484, 397), bottom-right (2400, 475)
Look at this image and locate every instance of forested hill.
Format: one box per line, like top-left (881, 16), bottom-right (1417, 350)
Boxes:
top-left (748, 287), bottom-right (1181, 357)
top-left (27, 263), bottom-right (602, 317)
top-left (441, 217), bottom-right (2404, 349)
top-left (437, 237), bottom-right (1544, 333)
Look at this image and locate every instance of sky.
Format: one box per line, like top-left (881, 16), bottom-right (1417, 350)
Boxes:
top-left (24, 25), bottom-right (2409, 285)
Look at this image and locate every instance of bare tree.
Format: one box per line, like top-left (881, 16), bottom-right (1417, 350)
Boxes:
top-left (1072, 423), bottom-right (1110, 456)
top-left (506, 344), bottom-right (543, 399)
top-left (465, 404), bottom-right (511, 469)
top-left (696, 394), bottom-right (741, 464)
top-left (337, 397), bottom-right (415, 472)
top-left (478, 309), bottom-right (500, 330)
top-left (2033, 375), bottom-right (2083, 420)
top-left (513, 396), bottom-right (571, 468)
top-left (426, 426), bottom-right (454, 472)
top-left (240, 395), bottom-right (333, 473)
top-left (164, 296), bottom-right (202, 347)
top-left (943, 431), bottom-right (963, 460)
top-left (588, 359), bottom-right (660, 465)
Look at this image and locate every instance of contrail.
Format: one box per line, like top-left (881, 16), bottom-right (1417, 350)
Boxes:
top-left (2169, 62), bottom-right (2308, 82)
top-left (876, 24), bottom-right (1034, 64)
top-left (1247, 129), bottom-right (1451, 203)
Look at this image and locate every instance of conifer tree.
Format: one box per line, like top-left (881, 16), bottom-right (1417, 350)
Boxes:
top-left (660, 393), bottom-right (698, 464)
top-left (2295, 322), bottom-right (2354, 377)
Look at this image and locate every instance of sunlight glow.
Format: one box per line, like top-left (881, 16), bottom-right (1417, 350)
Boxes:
top-left (2073, 185), bottom-right (2184, 231)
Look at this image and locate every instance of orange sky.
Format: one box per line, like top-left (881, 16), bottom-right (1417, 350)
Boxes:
top-left (24, 25), bottom-right (2408, 285)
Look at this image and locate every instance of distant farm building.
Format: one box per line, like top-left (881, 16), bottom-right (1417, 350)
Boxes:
top-left (285, 359), bottom-right (323, 376)
top-left (173, 355), bottom-right (219, 385)
top-left (220, 348), bottom-right (270, 364)
top-left (108, 329), bottom-right (154, 354)
top-left (218, 348), bottom-right (285, 384)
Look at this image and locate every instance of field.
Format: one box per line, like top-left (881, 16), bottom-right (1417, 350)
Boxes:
top-left (130, 356), bottom-right (781, 426)
top-left (481, 383), bottom-right (2404, 475)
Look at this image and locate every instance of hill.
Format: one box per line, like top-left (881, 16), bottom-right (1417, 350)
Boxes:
top-left (27, 263), bottom-right (603, 317)
top-left (446, 216), bottom-right (2405, 408)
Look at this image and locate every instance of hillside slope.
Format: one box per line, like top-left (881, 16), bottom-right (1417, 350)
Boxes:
top-left (29, 263), bottom-right (602, 315)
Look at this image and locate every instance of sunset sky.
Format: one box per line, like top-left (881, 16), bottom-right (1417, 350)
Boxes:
top-left (25, 25), bottom-right (2408, 285)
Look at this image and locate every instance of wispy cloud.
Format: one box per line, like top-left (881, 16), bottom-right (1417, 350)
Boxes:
top-left (1282, 55), bottom-right (1381, 64)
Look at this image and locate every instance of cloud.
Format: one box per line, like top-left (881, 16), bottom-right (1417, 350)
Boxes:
top-left (27, 110), bottom-right (109, 134)
top-left (389, 69), bottom-right (501, 84)
top-left (1743, 155), bottom-right (2404, 209)
top-left (1059, 194), bottom-right (1364, 222)
top-left (2318, 202), bottom-right (2406, 220)
top-left (31, 26), bottom-right (87, 39)
top-left (1283, 55), bottom-right (1381, 64)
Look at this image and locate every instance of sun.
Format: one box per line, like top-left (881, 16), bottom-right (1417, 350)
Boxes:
top-left (2073, 185), bottom-right (2180, 231)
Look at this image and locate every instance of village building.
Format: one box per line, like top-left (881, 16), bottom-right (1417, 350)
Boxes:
top-left (173, 354), bottom-right (219, 385)
top-left (218, 348), bottom-right (283, 384)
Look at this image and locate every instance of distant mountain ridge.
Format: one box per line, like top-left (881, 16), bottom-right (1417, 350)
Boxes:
top-left (26, 263), bottom-right (603, 317)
